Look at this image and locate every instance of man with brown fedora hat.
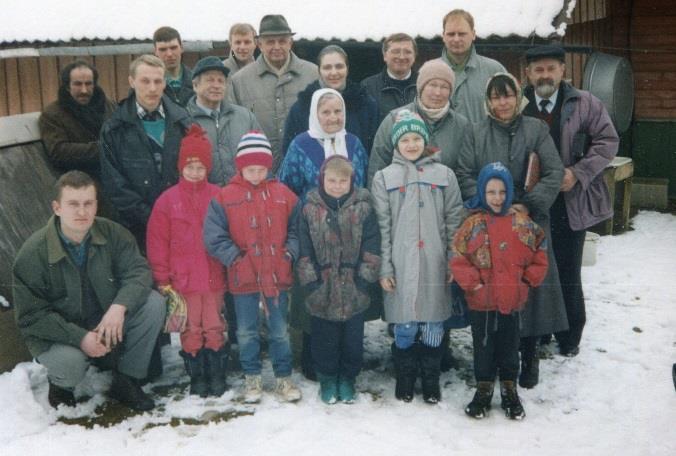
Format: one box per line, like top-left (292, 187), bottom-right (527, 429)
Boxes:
top-left (226, 14), bottom-right (317, 172)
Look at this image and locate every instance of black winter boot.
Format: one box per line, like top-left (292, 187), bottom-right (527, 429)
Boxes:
top-left (204, 348), bottom-right (229, 397)
top-left (109, 371), bottom-right (155, 411)
top-left (48, 382), bottom-right (76, 408)
top-left (392, 343), bottom-right (417, 402)
top-left (500, 380), bottom-right (525, 420)
top-left (439, 330), bottom-right (458, 372)
top-left (180, 350), bottom-right (209, 398)
top-left (519, 355), bottom-right (540, 389)
top-left (419, 344), bottom-right (443, 404)
top-left (465, 381), bottom-right (494, 419)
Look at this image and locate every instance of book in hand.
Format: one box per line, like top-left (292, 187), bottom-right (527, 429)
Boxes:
top-left (524, 151), bottom-right (541, 192)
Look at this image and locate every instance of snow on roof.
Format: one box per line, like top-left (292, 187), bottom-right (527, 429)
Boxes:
top-left (2, 0), bottom-right (571, 44)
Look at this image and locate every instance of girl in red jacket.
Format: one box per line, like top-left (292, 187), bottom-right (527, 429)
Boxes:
top-left (451, 162), bottom-right (548, 421)
top-left (147, 124), bottom-right (227, 398)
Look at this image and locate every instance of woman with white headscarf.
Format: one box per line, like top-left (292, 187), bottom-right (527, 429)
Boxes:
top-left (279, 88), bottom-right (369, 382)
top-left (279, 88), bottom-right (368, 201)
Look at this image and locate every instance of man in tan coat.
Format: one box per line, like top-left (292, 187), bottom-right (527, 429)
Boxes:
top-left (226, 14), bottom-right (317, 172)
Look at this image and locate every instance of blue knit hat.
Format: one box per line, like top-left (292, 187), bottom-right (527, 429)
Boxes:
top-left (464, 162), bottom-right (514, 215)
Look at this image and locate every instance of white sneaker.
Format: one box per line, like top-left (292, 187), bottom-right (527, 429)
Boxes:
top-left (243, 375), bottom-right (263, 403)
top-left (274, 377), bottom-right (302, 402)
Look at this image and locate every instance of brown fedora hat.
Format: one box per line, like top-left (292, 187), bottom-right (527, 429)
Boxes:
top-left (257, 14), bottom-right (295, 37)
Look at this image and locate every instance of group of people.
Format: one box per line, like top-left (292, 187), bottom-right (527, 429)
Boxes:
top-left (14, 8), bottom-right (619, 421)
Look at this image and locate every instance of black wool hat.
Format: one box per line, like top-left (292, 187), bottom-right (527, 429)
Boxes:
top-left (525, 45), bottom-right (566, 64)
top-left (192, 56), bottom-right (230, 79)
top-left (257, 14), bottom-right (295, 37)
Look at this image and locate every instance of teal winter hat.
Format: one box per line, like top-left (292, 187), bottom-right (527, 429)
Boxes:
top-left (391, 109), bottom-right (430, 147)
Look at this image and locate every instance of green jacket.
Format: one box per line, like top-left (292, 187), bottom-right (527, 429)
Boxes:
top-left (12, 216), bottom-right (152, 356)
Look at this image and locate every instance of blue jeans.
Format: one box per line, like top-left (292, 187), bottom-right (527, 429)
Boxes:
top-left (234, 292), bottom-right (292, 377)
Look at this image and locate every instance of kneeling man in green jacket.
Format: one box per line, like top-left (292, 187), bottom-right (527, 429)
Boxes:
top-left (13, 171), bottom-right (166, 411)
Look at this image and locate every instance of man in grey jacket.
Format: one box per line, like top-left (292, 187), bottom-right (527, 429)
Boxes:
top-left (440, 9), bottom-right (505, 123)
top-left (223, 23), bottom-right (257, 76)
top-left (226, 14), bottom-right (317, 172)
top-left (523, 44), bottom-right (618, 358)
top-left (187, 56), bottom-right (260, 185)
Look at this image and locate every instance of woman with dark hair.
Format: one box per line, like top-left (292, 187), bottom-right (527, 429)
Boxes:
top-left (455, 73), bottom-right (567, 390)
top-left (282, 45), bottom-right (379, 156)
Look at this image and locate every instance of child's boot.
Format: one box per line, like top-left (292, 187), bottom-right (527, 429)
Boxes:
top-left (337, 376), bottom-right (356, 404)
top-left (243, 374), bottom-right (263, 403)
top-left (392, 343), bottom-right (417, 402)
top-left (420, 344), bottom-right (443, 404)
top-left (204, 347), bottom-right (229, 397)
top-left (317, 373), bottom-right (338, 404)
top-left (464, 381), bottom-right (494, 419)
top-left (275, 376), bottom-right (302, 402)
top-left (500, 380), bottom-right (526, 420)
top-left (180, 350), bottom-right (209, 398)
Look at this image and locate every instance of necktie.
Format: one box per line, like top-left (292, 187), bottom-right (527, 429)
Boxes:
top-left (539, 99), bottom-right (550, 114)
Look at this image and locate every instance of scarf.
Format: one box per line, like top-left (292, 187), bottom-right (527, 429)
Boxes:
top-left (307, 88), bottom-right (348, 159)
top-left (417, 99), bottom-right (450, 122)
top-left (57, 85), bottom-right (108, 137)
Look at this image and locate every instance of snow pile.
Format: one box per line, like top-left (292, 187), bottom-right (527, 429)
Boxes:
top-left (0, 210), bottom-right (675, 455)
top-left (1, 0), bottom-right (570, 44)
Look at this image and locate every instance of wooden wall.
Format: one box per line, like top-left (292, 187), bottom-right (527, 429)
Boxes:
top-left (565, 0), bottom-right (676, 121)
top-left (0, 50), bottom-right (222, 117)
top-left (629, 1), bottom-right (676, 120)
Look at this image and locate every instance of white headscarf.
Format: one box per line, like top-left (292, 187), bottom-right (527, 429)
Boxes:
top-left (307, 88), bottom-right (348, 159)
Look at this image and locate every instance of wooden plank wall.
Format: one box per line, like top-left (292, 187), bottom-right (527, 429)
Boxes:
top-left (565, 0), bottom-right (676, 120)
top-left (630, 0), bottom-right (676, 119)
top-left (0, 49), bottom-right (222, 117)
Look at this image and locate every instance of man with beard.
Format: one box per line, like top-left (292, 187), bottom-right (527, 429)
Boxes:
top-left (522, 45), bottom-right (618, 367)
top-left (39, 61), bottom-right (117, 179)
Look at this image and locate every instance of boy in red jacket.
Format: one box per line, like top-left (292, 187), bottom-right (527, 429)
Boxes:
top-left (204, 131), bottom-right (302, 404)
top-left (451, 162), bottom-right (548, 421)
top-left (146, 125), bottom-right (228, 398)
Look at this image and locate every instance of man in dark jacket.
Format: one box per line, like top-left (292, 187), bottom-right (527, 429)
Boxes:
top-left (153, 26), bottom-right (194, 107)
top-left (361, 33), bottom-right (418, 123)
top-left (13, 171), bottom-right (165, 411)
top-left (523, 44), bottom-right (619, 359)
top-left (39, 60), bottom-right (117, 179)
top-left (100, 54), bottom-right (191, 248)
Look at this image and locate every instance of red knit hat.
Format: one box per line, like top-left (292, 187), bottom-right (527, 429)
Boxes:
top-left (235, 130), bottom-right (273, 171)
top-left (178, 124), bottom-right (213, 173)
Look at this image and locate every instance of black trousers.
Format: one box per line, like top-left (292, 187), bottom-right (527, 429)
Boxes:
top-left (470, 311), bottom-right (520, 382)
top-left (550, 194), bottom-right (587, 349)
top-left (311, 312), bottom-right (364, 379)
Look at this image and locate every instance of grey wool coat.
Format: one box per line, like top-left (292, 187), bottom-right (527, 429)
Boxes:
top-left (226, 52), bottom-right (317, 172)
top-left (371, 151), bottom-right (464, 324)
top-left (367, 100), bottom-right (470, 185)
top-left (455, 115), bottom-right (569, 337)
top-left (186, 97), bottom-right (261, 185)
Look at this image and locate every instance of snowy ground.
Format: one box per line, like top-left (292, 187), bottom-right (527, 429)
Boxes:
top-left (1, 211), bottom-right (675, 456)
